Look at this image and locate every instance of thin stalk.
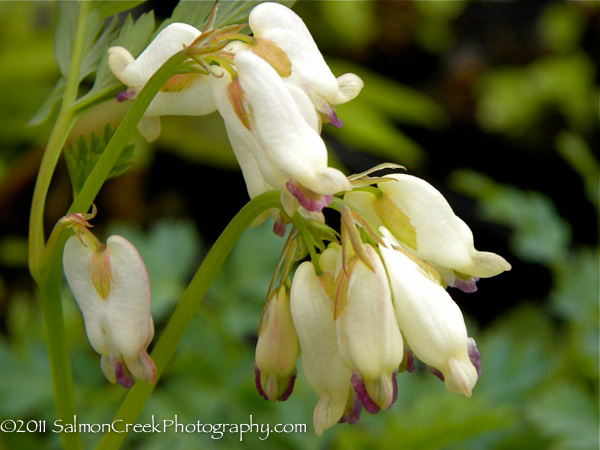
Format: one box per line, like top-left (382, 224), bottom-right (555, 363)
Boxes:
top-left (28, 3), bottom-right (91, 450)
top-left (29, 1), bottom-right (91, 279)
top-left (96, 191), bottom-right (281, 450)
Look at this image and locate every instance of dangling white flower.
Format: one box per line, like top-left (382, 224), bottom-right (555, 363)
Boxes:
top-left (63, 234), bottom-right (155, 388)
top-left (335, 244), bottom-right (403, 413)
top-left (379, 235), bottom-right (479, 397)
top-left (344, 174), bottom-right (511, 291)
top-left (254, 286), bottom-right (299, 402)
top-left (248, 2), bottom-right (364, 127)
top-left (108, 23), bottom-right (216, 141)
top-left (212, 51), bottom-right (350, 215)
top-left (290, 250), bottom-right (357, 435)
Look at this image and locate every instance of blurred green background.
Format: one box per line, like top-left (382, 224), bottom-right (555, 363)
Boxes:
top-left (0, 1), bottom-right (598, 448)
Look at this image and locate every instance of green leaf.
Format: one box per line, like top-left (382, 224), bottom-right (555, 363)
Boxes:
top-left (78, 11), bottom-right (155, 109)
top-left (28, 77), bottom-right (66, 126)
top-left (64, 124), bottom-right (136, 197)
top-left (527, 383), bottom-right (599, 449)
top-left (90, 0), bottom-right (146, 20)
top-left (54, 1), bottom-right (79, 77)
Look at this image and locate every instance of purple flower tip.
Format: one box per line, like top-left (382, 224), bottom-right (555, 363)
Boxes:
top-left (468, 338), bottom-right (482, 376)
top-left (430, 367), bottom-right (445, 382)
top-left (277, 371), bottom-right (296, 402)
top-left (116, 90), bottom-right (130, 103)
top-left (286, 181), bottom-right (333, 213)
top-left (273, 217), bottom-right (288, 237)
top-left (115, 361), bottom-right (135, 389)
top-left (390, 371), bottom-right (398, 408)
top-left (327, 110), bottom-right (344, 128)
top-left (254, 366), bottom-right (269, 401)
top-left (406, 350), bottom-right (415, 373)
top-left (339, 391), bottom-right (362, 424)
top-left (351, 372), bottom-right (380, 414)
top-left (452, 277), bottom-right (479, 293)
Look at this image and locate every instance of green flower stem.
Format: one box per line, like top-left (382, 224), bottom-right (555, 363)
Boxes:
top-left (29, 1), bottom-right (91, 279)
top-left (292, 213), bottom-right (322, 275)
top-left (97, 191), bottom-right (281, 450)
top-left (28, 3), bottom-right (91, 450)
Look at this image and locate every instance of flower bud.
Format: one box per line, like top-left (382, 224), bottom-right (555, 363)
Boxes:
top-left (63, 235), bottom-right (155, 387)
top-left (255, 286), bottom-right (299, 401)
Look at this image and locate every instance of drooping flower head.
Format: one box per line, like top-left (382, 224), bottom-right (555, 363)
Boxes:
top-left (345, 173), bottom-right (511, 291)
top-left (108, 23), bottom-right (216, 141)
top-left (62, 220), bottom-right (155, 388)
top-left (248, 2), bottom-right (364, 127)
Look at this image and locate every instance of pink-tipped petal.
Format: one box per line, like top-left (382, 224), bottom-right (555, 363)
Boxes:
top-left (468, 337), bottom-right (482, 376)
top-left (115, 360), bottom-right (135, 388)
top-left (286, 180), bottom-right (332, 212)
top-left (278, 371), bottom-right (297, 401)
top-left (351, 372), bottom-right (380, 414)
top-left (451, 277), bottom-right (479, 293)
top-left (254, 366), bottom-right (269, 401)
top-left (326, 109), bottom-right (344, 128)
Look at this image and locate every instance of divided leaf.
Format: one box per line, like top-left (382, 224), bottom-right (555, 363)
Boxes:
top-left (64, 124), bottom-right (135, 197)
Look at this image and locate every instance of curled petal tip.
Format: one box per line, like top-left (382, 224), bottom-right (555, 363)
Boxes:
top-left (351, 372), bottom-right (380, 414)
top-left (115, 360), bottom-right (135, 389)
top-left (286, 181), bottom-right (333, 212)
top-left (468, 337), bottom-right (482, 377)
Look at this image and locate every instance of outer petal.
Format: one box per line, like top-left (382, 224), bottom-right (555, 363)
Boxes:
top-left (145, 75), bottom-right (216, 117)
top-left (249, 3), bottom-right (339, 102)
top-left (290, 261), bottom-right (352, 435)
top-left (117, 23), bottom-right (201, 87)
top-left (235, 51), bottom-right (350, 195)
top-left (336, 245), bottom-right (403, 410)
top-left (378, 174), bottom-right (511, 278)
top-left (103, 236), bottom-right (153, 363)
top-left (208, 67), bottom-right (275, 200)
top-left (379, 241), bottom-right (478, 397)
top-left (63, 236), bottom-right (110, 356)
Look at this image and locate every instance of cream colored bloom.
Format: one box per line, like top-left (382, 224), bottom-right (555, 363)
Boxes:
top-left (63, 234), bottom-right (155, 387)
top-left (345, 174), bottom-right (511, 290)
top-left (335, 244), bottom-right (403, 412)
top-left (379, 237), bottom-right (478, 397)
top-left (290, 252), bottom-right (354, 435)
top-left (108, 23), bottom-right (216, 141)
top-left (212, 51), bottom-right (350, 215)
top-left (248, 2), bottom-right (363, 126)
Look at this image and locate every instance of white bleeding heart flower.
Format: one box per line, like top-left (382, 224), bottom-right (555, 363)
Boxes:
top-left (290, 251), bottom-right (358, 436)
top-left (63, 234), bottom-right (155, 388)
top-left (108, 22), bottom-right (216, 141)
top-left (379, 235), bottom-right (480, 397)
top-left (344, 174), bottom-right (511, 291)
top-left (211, 52), bottom-right (350, 216)
top-left (335, 244), bottom-right (403, 413)
top-left (248, 2), bottom-right (363, 127)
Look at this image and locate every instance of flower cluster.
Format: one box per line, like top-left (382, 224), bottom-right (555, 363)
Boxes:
top-left (256, 166), bottom-right (510, 434)
top-left (60, 1), bottom-right (512, 434)
top-left (108, 2), bottom-right (362, 221)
